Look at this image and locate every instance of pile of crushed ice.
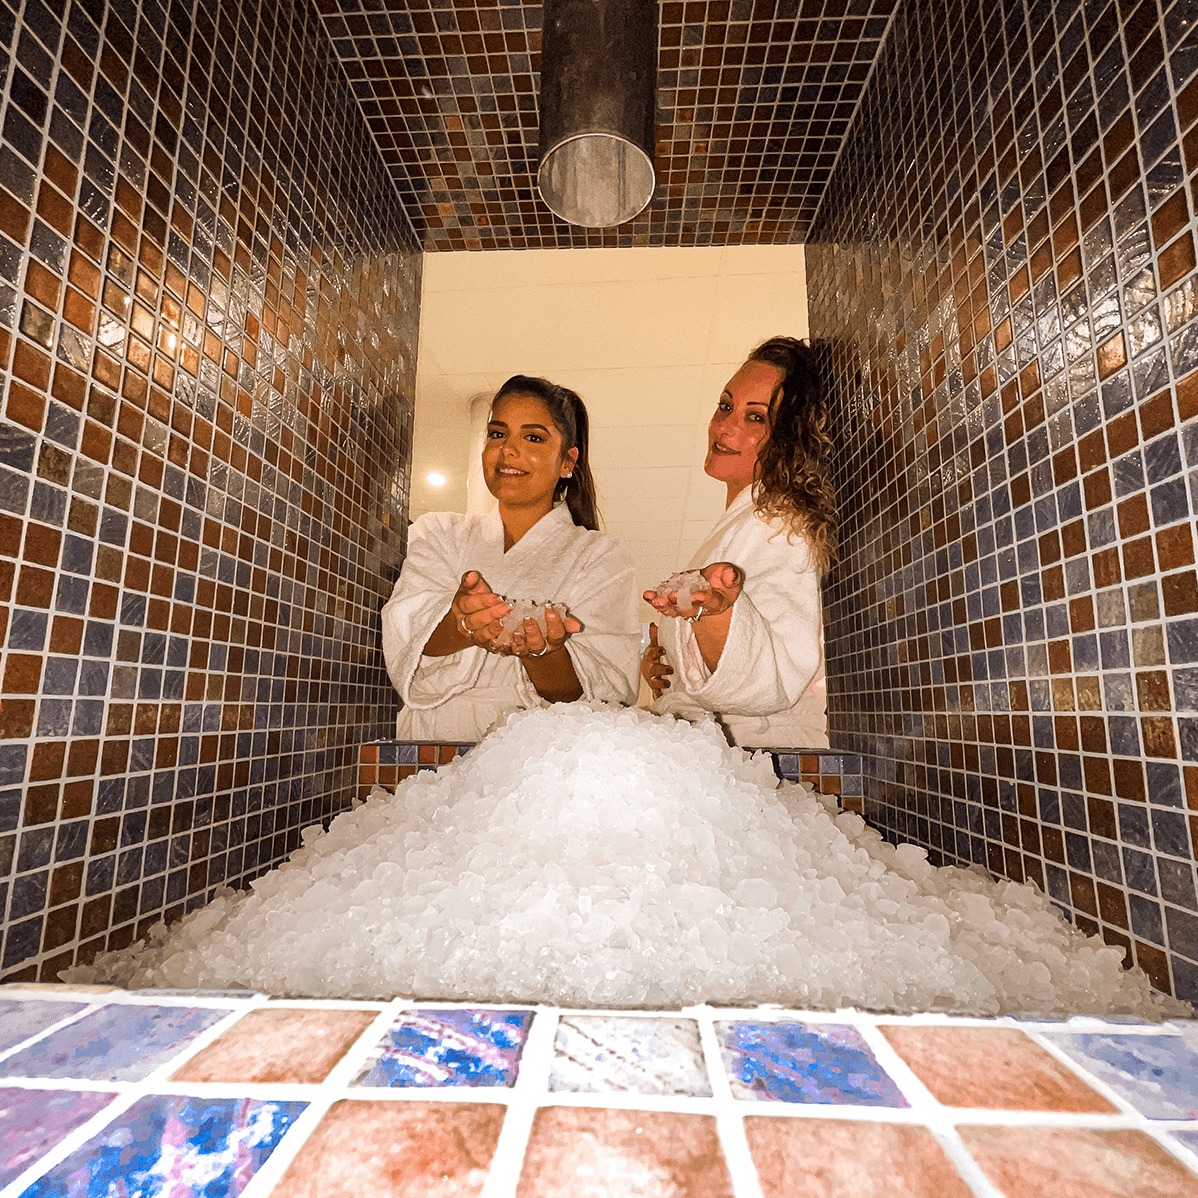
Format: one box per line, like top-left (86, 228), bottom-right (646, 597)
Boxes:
top-left (73, 705), bottom-right (1185, 1016)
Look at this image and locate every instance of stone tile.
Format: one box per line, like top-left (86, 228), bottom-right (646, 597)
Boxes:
top-left (0, 1004), bottom-right (230, 1081)
top-left (1046, 1032), bottom-right (1198, 1118)
top-left (271, 1099), bottom-right (504, 1198)
top-left (0, 1087), bottom-right (115, 1188)
top-left (959, 1125), bottom-right (1198, 1198)
top-left (516, 1106), bottom-right (733, 1198)
top-left (745, 1116), bottom-right (974, 1198)
top-left (170, 1007), bottom-right (377, 1085)
top-left (549, 1015), bottom-right (711, 1096)
top-left (353, 1008), bottom-right (533, 1089)
top-left (16, 1093), bottom-right (306, 1197)
top-left (717, 1021), bottom-right (906, 1106)
top-left (881, 1025), bottom-right (1116, 1111)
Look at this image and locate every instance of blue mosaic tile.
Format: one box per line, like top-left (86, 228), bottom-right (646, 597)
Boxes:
top-left (16, 1094), bottom-right (306, 1198)
top-left (0, 1004), bottom-right (230, 1082)
top-left (1046, 1033), bottom-right (1198, 1118)
top-left (352, 1008), bottom-right (533, 1089)
top-left (0, 999), bottom-right (90, 1054)
top-left (0, 1088), bottom-right (116, 1189)
top-left (717, 1021), bottom-right (907, 1106)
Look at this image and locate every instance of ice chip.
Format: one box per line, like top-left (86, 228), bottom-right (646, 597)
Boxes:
top-left (651, 569), bottom-right (708, 612)
top-left (66, 703), bottom-right (1187, 1019)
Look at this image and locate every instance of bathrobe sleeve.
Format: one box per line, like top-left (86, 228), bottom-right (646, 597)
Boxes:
top-left (380, 512), bottom-right (508, 710)
top-left (559, 532), bottom-right (641, 706)
top-left (671, 525), bottom-right (822, 718)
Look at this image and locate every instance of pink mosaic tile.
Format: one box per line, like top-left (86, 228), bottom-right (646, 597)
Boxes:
top-left (880, 1025), bottom-right (1117, 1112)
top-left (958, 1125), bottom-right (1198, 1198)
top-left (270, 1099), bottom-right (505, 1198)
top-left (744, 1116), bottom-right (974, 1198)
top-left (516, 1106), bottom-right (733, 1198)
top-left (169, 1007), bottom-right (377, 1085)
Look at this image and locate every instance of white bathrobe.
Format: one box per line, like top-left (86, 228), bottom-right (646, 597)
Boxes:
top-left (654, 488), bottom-right (828, 748)
top-left (382, 503), bottom-right (640, 742)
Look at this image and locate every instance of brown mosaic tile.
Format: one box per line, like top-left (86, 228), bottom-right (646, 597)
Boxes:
top-left (170, 1007), bottom-right (378, 1085)
top-left (317, 0), bottom-right (899, 249)
top-left (880, 1026), bottom-right (1115, 1112)
top-left (810, 0), bottom-right (1198, 1001)
top-left (959, 1125), bottom-right (1198, 1198)
top-left (745, 1116), bottom-right (973, 1198)
top-left (0, 0), bottom-right (417, 980)
top-left (272, 1100), bottom-right (504, 1198)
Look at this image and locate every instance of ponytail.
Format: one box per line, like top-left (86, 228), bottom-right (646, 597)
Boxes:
top-left (492, 375), bottom-right (601, 531)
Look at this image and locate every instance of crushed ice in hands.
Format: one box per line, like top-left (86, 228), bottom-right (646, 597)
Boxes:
top-left (495, 598), bottom-right (562, 646)
top-left (651, 570), bottom-right (708, 612)
top-left (71, 705), bottom-right (1186, 1017)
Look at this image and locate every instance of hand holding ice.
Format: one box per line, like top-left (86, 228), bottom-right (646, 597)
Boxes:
top-left (651, 570), bottom-right (708, 612)
top-left (494, 598), bottom-right (570, 647)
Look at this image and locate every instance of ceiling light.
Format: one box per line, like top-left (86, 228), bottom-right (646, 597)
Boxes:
top-left (426, 472), bottom-right (447, 487)
top-left (537, 0), bottom-right (658, 229)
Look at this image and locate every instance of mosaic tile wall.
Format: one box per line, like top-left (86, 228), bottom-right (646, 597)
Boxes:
top-left (0, 0), bottom-right (419, 981)
top-left (809, 0), bottom-right (1198, 999)
top-left (316, 0), bottom-right (899, 249)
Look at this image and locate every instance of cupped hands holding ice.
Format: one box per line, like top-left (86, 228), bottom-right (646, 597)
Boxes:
top-left (495, 598), bottom-right (580, 658)
top-left (451, 571), bottom-right (513, 652)
top-left (644, 562), bottom-right (745, 621)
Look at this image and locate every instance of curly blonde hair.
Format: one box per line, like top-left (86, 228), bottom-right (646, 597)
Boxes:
top-left (748, 337), bottom-right (837, 575)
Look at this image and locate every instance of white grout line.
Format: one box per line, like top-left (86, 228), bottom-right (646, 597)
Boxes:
top-left (236, 998), bottom-right (409, 1198)
top-left (136, 997), bottom-right (268, 1086)
top-left (697, 1011), bottom-right (765, 1198)
top-left (4, 990), bottom-right (1198, 1196)
top-left (0, 999), bottom-right (101, 1066)
top-left (0, 1087), bottom-right (143, 1198)
top-left (479, 1007), bottom-right (559, 1198)
top-left (855, 1024), bottom-right (1004, 1198)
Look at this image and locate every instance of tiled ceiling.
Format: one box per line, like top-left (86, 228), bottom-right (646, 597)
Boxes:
top-left (314, 0), bottom-right (899, 250)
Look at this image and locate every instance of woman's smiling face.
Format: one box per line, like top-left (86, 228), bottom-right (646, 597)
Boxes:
top-left (704, 359), bottom-right (782, 498)
top-left (482, 392), bottom-right (577, 513)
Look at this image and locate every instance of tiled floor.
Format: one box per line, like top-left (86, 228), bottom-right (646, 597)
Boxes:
top-left (2, 987), bottom-right (1198, 1196)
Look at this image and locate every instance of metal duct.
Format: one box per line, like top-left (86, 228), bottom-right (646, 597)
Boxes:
top-left (536, 0), bottom-right (658, 228)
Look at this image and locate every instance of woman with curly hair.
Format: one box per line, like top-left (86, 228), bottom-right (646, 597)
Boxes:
top-left (642, 337), bottom-right (836, 747)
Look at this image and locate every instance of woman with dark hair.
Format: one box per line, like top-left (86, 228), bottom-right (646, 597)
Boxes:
top-left (383, 375), bottom-right (640, 741)
top-left (642, 337), bottom-right (836, 747)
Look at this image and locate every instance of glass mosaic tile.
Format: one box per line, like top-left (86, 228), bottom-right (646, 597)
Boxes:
top-left (315, 2), bottom-right (899, 249)
top-left (717, 1021), bottom-right (907, 1107)
top-left (548, 1015), bottom-right (712, 1096)
top-left (0, 1087), bottom-right (115, 1189)
top-left (744, 1116), bottom-right (974, 1198)
top-left (958, 1124), bottom-right (1198, 1198)
top-left (0, 0), bottom-right (418, 983)
top-left (1046, 1031), bottom-right (1198, 1119)
top-left (16, 1093), bottom-right (306, 1198)
top-left (270, 1099), bottom-right (505, 1198)
top-left (0, 992), bottom-right (1194, 1195)
top-left (807, 0), bottom-right (1198, 1004)
top-left (881, 1025), bottom-right (1117, 1111)
top-left (517, 1106), bottom-right (733, 1198)
top-left (170, 1007), bottom-right (378, 1085)
top-left (0, 998), bottom-right (89, 1054)
top-left (352, 1008), bottom-right (534, 1089)
top-left (0, 1003), bottom-right (230, 1081)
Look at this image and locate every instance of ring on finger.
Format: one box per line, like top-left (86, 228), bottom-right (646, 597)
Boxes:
top-left (686, 603), bottom-right (704, 624)
top-left (457, 614), bottom-right (473, 638)
top-left (529, 644), bottom-right (551, 657)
